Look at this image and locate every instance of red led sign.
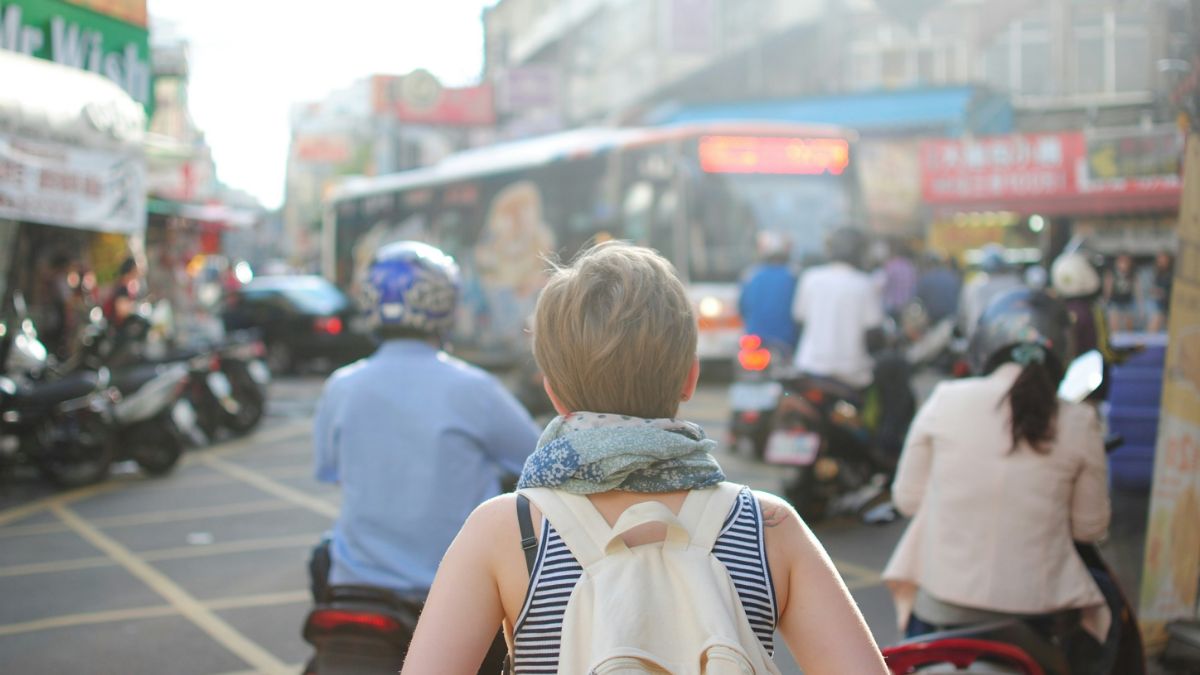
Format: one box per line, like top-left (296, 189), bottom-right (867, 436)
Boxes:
top-left (699, 136), bottom-right (850, 175)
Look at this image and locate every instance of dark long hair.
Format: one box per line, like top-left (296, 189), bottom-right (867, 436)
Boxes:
top-left (989, 349), bottom-right (1064, 453)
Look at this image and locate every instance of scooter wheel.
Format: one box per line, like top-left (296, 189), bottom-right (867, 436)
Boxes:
top-left (134, 429), bottom-right (183, 477)
top-left (223, 379), bottom-right (266, 435)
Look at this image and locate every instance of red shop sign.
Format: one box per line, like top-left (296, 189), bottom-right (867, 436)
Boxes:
top-left (920, 130), bottom-right (1182, 213)
top-left (921, 132), bottom-right (1083, 203)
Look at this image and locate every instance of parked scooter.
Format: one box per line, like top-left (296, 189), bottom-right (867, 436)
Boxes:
top-left (0, 318), bottom-right (116, 487)
top-left (728, 334), bottom-right (786, 459)
top-left (66, 311), bottom-right (200, 475)
top-left (882, 351), bottom-right (1146, 675)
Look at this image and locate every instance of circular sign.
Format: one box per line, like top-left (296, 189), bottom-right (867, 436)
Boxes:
top-left (401, 69), bottom-right (443, 112)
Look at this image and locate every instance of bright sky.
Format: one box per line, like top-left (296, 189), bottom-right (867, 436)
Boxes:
top-left (147, 0), bottom-right (497, 209)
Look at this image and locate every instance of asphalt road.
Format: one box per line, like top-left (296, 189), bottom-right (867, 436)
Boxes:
top-left (0, 373), bottom-right (1150, 674)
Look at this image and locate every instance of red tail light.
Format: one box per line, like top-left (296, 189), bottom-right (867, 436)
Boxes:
top-left (209, 355), bottom-right (221, 372)
top-left (308, 609), bottom-right (401, 634)
top-left (739, 411), bottom-right (761, 424)
top-left (314, 316), bottom-right (343, 335)
top-left (803, 387), bottom-right (824, 404)
top-left (737, 334), bottom-right (771, 372)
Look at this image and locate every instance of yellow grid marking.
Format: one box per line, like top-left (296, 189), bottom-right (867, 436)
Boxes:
top-left (140, 534), bottom-right (318, 562)
top-left (198, 455), bottom-right (338, 519)
top-left (0, 589), bottom-right (311, 637)
top-left (0, 604), bottom-right (179, 637)
top-left (50, 503), bottom-right (290, 674)
top-left (0, 499), bottom-right (295, 539)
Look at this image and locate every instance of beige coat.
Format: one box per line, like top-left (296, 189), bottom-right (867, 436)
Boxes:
top-left (882, 364), bottom-right (1112, 640)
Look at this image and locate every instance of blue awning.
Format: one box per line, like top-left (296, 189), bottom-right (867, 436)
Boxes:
top-left (649, 86), bottom-right (1012, 137)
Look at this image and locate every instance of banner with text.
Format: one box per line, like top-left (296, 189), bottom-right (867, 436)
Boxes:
top-left (0, 134), bottom-right (145, 234)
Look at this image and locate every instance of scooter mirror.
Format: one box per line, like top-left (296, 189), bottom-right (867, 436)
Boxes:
top-left (1058, 350), bottom-right (1104, 403)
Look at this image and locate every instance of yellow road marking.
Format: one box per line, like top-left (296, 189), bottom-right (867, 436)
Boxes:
top-left (0, 481), bottom-right (119, 528)
top-left (50, 503), bottom-right (290, 675)
top-left (0, 420), bottom-right (310, 530)
top-left (205, 420), bottom-right (312, 459)
top-left (141, 534), bottom-right (317, 562)
top-left (0, 555), bottom-right (113, 578)
top-left (0, 604), bottom-right (179, 637)
top-left (832, 557), bottom-right (884, 583)
top-left (205, 589), bottom-right (310, 611)
top-left (211, 664), bottom-right (307, 675)
top-left (0, 499), bottom-right (294, 539)
top-left (0, 589), bottom-right (311, 637)
top-left (198, 455), bottom-right (337, 519)
top-left (0, 534), bottom-right (317, 578)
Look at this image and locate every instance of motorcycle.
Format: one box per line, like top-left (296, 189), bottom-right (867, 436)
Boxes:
top-left (765, 347), bottom-right (914, 522)
top-left (64, 311), bottom-right (201, 475)
top-left (882, 351), bottom-right (1147, 675)
top-left (0, 318), bottom-right (117, 487)
top-left (728, 334), bottom-right (786, 460)
top-left (301, 585), bottom-right (423, 675)
top-left (214, 332), bottom-right (270, 436)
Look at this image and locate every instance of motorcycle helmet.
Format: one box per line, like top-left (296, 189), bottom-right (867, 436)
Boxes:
top-left (1050, 251), bottom-right (1101, 299)
top-left (967, 288), bottom-right (1072, 377)
top-left (365, 241), bottom-right (460, 336)
top-left (825, 227), bottom-right (868, 268)
top-left (977, 243), bottom-right (1011, 274)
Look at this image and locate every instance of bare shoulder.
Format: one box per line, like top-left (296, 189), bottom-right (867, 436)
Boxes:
top-left (752, 490), bottom-right (797, 529)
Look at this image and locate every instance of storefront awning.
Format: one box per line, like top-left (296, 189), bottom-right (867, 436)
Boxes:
top-left (0, 49), bottom-right (145, 151)
top-left (0, 51), bottom-right (146, 234)
top-left (148, 199), bottom-right (259, 228)
top-left (649, 86), bottom-right (1013, 137)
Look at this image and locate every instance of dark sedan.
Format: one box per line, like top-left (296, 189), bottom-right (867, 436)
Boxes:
top-left (222, 276), bottom-right (376, 374)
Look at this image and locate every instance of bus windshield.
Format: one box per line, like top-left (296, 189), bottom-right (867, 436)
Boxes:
top-left (688, 173), bottom-right (852, 283)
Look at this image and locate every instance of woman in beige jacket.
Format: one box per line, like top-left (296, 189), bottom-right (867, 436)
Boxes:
top-left (883, 289), bottom-right (1112, 645)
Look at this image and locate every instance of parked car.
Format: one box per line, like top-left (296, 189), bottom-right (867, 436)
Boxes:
top-left (222, 276), bottom-right (376, 374)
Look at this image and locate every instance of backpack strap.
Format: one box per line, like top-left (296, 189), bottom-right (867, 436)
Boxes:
top-left (515, 494), bottom-right (537, 576)
top-left (677, 482), bottom-right (745, 551)
top-left (518, 488), bottom-right (608, 567)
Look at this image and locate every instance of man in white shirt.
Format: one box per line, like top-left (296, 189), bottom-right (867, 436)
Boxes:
top-left (792, 227), bottom-right (885, 390)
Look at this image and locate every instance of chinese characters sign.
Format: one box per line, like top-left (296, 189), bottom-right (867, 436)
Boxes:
top-left (0, 133), bottom-right (145, 234)
top-left (920, 130), bottom-right (1182, 210)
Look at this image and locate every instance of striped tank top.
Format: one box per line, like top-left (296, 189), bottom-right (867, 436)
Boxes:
top-left (512, 487), bottom-right (777, 673)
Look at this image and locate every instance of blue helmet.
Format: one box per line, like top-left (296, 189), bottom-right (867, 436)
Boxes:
top-left (366, 241), bottom-right (460, 336)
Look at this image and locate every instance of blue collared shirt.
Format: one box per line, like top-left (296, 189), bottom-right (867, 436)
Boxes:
top-left (313, 339), bottom-right (540, 594)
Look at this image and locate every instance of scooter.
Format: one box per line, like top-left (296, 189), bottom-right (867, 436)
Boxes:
top-left (882, 351), bottom-right (1147, 675)
top-left (727, 334), bottom-right (786, 460)
top-left (66, 312), bottom-right (201, 475)
top-left (301, 585), bottom-right (423, 675)
top-left (0, 318), bottom-right (117, 487)
top-left (765, 373), bottom-right (889, 522)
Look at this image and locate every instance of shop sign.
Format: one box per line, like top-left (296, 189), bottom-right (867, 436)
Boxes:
top-left (0, 133), bottom-right (145, 234)
top-left (921, 132), bottom-right (1076, 202)
top-left (0, 0), bottom-right (151, 113)
top-left (921, 128), bottom-right (1182, 206)
top-left (372, 73), bottom-right (495, 127)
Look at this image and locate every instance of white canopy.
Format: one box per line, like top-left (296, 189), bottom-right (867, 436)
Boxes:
top-left (0, 49), bottom-right (145, 151)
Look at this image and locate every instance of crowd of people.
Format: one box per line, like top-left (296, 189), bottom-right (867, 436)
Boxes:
top-left (304, 228), bottom-right (1167, 673)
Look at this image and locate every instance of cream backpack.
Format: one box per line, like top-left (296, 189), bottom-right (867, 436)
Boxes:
top-left (519, 482), bottom-right (782, 675)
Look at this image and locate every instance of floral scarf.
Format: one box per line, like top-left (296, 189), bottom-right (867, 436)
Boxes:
top-left (517, 412), bottom-right (725, 494)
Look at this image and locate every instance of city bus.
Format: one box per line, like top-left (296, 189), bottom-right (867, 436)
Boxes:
top-left (324, 122), bottom-right (861, 367)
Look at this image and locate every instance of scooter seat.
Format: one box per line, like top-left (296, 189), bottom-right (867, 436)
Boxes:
top-left (110, 364), bottom-right (179, 393)
top-left (897, 620), bottom-right (1071, 675)
top-left (19, 372), bottom-right (102, 407)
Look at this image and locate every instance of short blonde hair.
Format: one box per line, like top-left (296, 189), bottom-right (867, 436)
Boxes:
top-left (533, 241), bottom-right (697, 419)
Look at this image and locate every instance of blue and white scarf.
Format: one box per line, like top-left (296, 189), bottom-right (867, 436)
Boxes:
top-left (517, 412), bottom-right (725, 494)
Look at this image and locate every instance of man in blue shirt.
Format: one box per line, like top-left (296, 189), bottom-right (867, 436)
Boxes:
top-left (737, 231), bottom-right (798, 357)
top-left (308, 242), bottom-right (539, 665)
